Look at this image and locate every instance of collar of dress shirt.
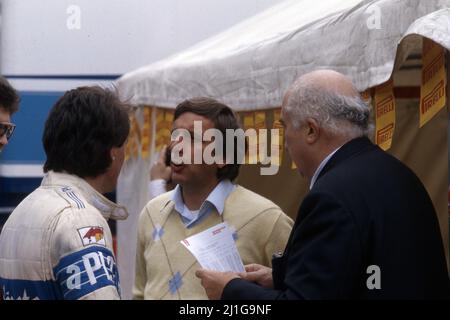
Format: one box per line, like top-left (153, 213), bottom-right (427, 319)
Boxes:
top-left (170, 179), bottom-right (236, 225)
top-left (309, 145), bottom-right (342, 190)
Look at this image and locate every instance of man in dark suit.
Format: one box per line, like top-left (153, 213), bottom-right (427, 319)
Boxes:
top-left (196, 70), bottom-right (449, 299)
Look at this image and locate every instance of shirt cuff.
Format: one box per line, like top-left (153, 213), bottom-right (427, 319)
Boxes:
top-left (148, 179), bottom-right (167, 199)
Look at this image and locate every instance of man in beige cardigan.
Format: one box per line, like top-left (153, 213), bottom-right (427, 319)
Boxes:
top-left (133, 97), bottom-right (293, 299)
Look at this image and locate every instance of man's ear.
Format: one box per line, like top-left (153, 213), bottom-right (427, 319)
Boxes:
top-left (110, 148), bottom-right (118, 161)
top-left (305, 118), bottom-right (320, 144)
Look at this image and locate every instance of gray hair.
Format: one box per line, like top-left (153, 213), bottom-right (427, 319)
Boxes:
top-left (284, 85), bottom-right (373, 139)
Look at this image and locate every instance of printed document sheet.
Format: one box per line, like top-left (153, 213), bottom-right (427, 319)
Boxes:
top-left (180, 222), bottom-right (245, 272)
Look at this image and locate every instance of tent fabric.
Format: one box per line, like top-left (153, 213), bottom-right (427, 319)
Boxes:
top-left (117, 0), bottom-right (450, 111)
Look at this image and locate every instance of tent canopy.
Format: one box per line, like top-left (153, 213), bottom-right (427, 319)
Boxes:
top-left (117, 0), bottom-right (450, 111)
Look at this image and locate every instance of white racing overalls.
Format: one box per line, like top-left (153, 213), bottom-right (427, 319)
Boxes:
top-left (0, 171), bottom-right (128, 299)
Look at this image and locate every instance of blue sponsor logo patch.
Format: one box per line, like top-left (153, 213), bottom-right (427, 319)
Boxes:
top-left (54, 245), bottom-right (120, 299)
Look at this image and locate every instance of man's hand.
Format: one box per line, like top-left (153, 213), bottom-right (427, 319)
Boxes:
top-left (195, 269), bottom-right (240, 300)
top-left (239, 264), bottom-right (273, 289)
top-left (150, 145), bottom-right (172, 181)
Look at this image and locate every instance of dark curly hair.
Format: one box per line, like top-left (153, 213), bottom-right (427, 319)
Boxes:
top-left (43, 86), bottom-right (130, 178)
top-left (0, 76), bottom-right (19, 114)
top-left (174, 97), bottom-right (243, 181)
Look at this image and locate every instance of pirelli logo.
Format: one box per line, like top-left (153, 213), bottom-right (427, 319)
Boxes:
top-left (421, 80), bottom-right (445, 115)
top-left (422, 52), bottom-right (444, 84)
top-left (374, 79), bottom-right (395, 151)
top-left (376, 96), bottom-right (394, 118)
top-left (376, 124), bottom-right (394, 146)
top-left (419, 39), bottom-right (446, 128)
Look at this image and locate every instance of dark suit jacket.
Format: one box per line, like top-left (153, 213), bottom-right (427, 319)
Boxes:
top-left (223, 137), bottom-right (449, 299)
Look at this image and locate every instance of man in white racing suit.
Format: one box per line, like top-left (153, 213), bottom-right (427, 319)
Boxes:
top-left (0, 86), bottom-right (130, 300)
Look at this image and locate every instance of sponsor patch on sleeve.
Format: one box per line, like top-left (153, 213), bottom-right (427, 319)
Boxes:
top-left (77, 226), bottom-right (106, 247)
top-left (53, 246), bottom-right (120, 299)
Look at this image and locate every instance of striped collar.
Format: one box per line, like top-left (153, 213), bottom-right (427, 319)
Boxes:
top-left (41, 171), bottom-right (128, 220)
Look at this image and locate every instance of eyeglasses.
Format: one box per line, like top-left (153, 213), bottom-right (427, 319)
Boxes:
top-left (0, 122), bottom-right (16, 140)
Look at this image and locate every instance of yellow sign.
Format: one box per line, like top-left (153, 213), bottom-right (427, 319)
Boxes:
top-left (374, 79), bottom-right (396, 151)
top-left (419, 38), bottom-right (446, 127)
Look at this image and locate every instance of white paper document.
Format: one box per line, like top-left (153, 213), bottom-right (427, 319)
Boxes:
top-left (180, 222), bottom-right (245, 272)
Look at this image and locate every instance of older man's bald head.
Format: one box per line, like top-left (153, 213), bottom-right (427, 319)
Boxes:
top-left (291, 69), bottom-right (359, 97)
top-left (282, 69), bottom-right (371, 139)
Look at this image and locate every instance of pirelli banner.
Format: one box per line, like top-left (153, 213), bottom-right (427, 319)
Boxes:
top-left (126, 103), bottom-right (400, 166)
top-left (419, 38), bottom-right (447, 127)
top-left (125, 107), bottom-right (290, 168)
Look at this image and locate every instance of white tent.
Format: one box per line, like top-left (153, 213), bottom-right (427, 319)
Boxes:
top-left (116, 0), bottom-right (450, 299)
top-left (117, 0), bottom-right (450, 109)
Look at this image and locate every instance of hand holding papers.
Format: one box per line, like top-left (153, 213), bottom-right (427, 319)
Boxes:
top-left (181, 222), bottom-right (245, 272)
